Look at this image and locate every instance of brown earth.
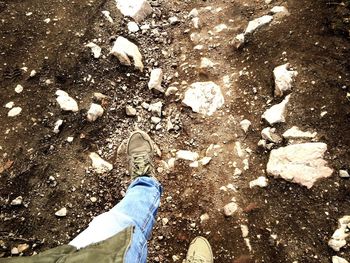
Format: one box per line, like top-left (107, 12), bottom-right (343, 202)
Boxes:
top-left (1, 0), bottom-right (350, 262)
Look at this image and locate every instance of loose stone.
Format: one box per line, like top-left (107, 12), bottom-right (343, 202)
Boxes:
top-left (183, 81), bottom-right (224, 116)
top-left (267, 143), bottom-right (333, 188)
top-left (111, 36), bottom-right (144, 72)
top-left (86, 42), bottom-right (102, 58)
top-left (8, 107), bottom-right (22, 117)
top-left (176, 150), bottom-right (199, 161)
top-left (262, 95), bottom-right (290, 125)
top-left (55, 90), bottom-right (79, 112)
top-left (55, 207), bottom-right (67, 217)
top-left (125, 105), bottom-right (136, 116)
top-left (148, 68), bottom-right (164, 92)
top-left (89, 152), bottom-right (113, 174)
top-left (87, 103), bottom-right (104, 122)
top-left (223, 202), bottom-right (238, 217)
top-left (116, 0), bottom-right (152, 23)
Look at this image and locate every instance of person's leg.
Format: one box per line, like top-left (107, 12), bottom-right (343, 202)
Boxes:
top-left (70, 130), bottom-right (160, 263)
top-left (69, 176), bottom-right (162, 263)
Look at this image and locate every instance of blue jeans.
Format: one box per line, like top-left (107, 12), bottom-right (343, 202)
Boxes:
top-left (69, 176), bottom-right (162, 262)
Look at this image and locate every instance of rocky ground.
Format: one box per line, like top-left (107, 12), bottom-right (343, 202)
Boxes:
top-left (1, 0), bottom-right (350, 262)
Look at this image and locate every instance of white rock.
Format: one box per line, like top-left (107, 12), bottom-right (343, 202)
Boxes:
top-left (200, 57), bottom-right (215, 70)
top-left (90, 197), bottom-right (98, 203)
top-left (140, 24), bottom-right (150, 31)
top-left (283, 126), bottom-right (317, 140)
top-left (240, 119), bottom-right (251, 133)
top-left (116, 0), bottom-right (152, 23)
top-left (94, 92), bottom-right (109, 101)
top-left (87, 103), bottom-right (104, 121)
top-left (339, 170), bottom-right (350, 178)
top-left (235, 141), bottom-right (245, 158)
top-left (241, 225), bottom-right (249, 238)
top-left (166, 118), bottom-right (174, 131)
top-left (86, 42), bottom-right (102, 59)
top-left (169, 16), bottom-right (180, 25)
top-left (111, 36), bottom-right (144, 72)
top-left (332, 256), bottom-right (349, 263)
top-left (8, 107), bottom-right (22, 117)
top-left (200, 213), bottom-right (209, 223)
top-left (262, 94), bottom-right (290, 125)
top-left (162, 218), bottom-right (169, 226)
top-left (141, 102), bottom-right (149, 109)
top-left (11, 196), bottom-right (23, 206)
top-left (258, 139), bottom-right (267, 149)
top-left (200, 157), bottom-right (212, 166)
top-left (151, 116), bottom-right (161, 124)
top-left (189, 161), bottom-right (199, 168)
top-left (89, 152), bottom-right (113, 174)
top-left (55, 90), bottom-right (79, 112)
top-left (192, 17), bottom-right (200, 29)
top-left (183, 81), bottom-right (224, 116)
top-left (55, 207), bottom-right (67, 217)
top-left (176, 150), bottom-right (199, 161)
top-left (167, 158), bottom-right (176, 170)
top-left (15, 84), bottom-right (23, 93)
top-left (165, 86), bottom-right (178, 96)
top-left (188, 8), bottom-right (199, 18)
top-left (234, 168), bottom-right (242, 176)
top-left (267, 143), bottom-right (333, 188)
top-left (214, 24), bottom-right (228, 33)
top-left (30, 70), bottom-right (37, 77)
top-left (245, 15), bottom-right (273, 34)
top-left (11, 247), bottom-right (19, 255)
top-left (127, 21), bottom-right (140, 32)
top-left (126, 105), bottom-right (137, 116)
top-left (265, 0), bottom-right (272, 3)
top-left (249, 176), bottom-right (268, 188)
top-left (273, 64), bottom-right (298, 97)
top-left (5, 101), bottom-right (14, 108)
top-left (53, 119), bottom-right (63, 134)
top-left (44, 18), bottom-right (51, 23)
top-left (148, 101), bottom-right (162, 117)
top-left (244, 238), bottom-right (252, 252)
top-left (223, 202), bottom-right (238, 216)
top-left (232, 33), bottom-right (245, 49)
top-left (101, 10), bottom-right (113, 23)
top-left (261, 127), bottom-right (282, 143)
top-left (67, 137), bottom-right (74, 143)
top-left (148, 68), bottom-right (164, 92)
top-left (243, 159), bottom-right (250, 170)
top-left (194, 45), bottom-right (204, 50)
top-left (172, 255), bottom-right (180, 261)
top-left (329, 216), bottom-right (350, 251)
top-left (271, 6), bottom-right (290, 16)
top-left (321, 111), bottom-right (328, 117)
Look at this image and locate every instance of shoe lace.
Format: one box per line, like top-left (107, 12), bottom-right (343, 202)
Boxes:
top-left (186, 255), bottom-right (210, 263)
top-left (130, 153), bottom-right (153, 177)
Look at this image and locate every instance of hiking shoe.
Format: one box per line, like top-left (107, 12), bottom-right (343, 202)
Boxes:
top-left (185, 236), bottom-right (213, 263)
top-left (127, 130), bottom-right (154, 179)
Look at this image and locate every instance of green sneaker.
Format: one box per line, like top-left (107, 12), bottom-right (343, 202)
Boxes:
top-left (185, 236), bottom-right (213, 263)
top-left (127, 130), bottom-right (155, 179)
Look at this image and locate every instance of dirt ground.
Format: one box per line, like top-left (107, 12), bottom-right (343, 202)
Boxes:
top-left (1, 0), bottom-right (350, 262)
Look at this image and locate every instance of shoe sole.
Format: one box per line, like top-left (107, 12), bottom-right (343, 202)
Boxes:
top-left (187, 236), bottom-right (213, 263)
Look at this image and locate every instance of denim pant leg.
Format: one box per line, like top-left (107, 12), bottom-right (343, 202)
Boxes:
top-left (69, 177), bottom-right (162, 263)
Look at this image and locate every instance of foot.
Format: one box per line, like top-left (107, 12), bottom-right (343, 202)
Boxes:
top-left (127, 130), bottom-right (155, 179)
top-left (185, 236), bottom-right (213, 263)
